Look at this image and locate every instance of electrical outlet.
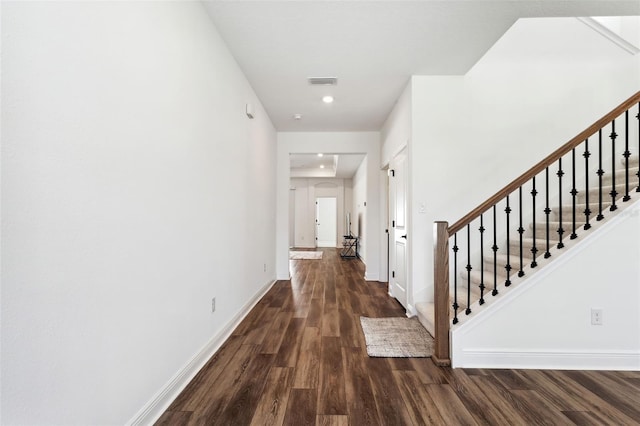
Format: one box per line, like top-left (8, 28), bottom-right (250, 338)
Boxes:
top-left (263, 263), bottom-right (267, 272)
top-left (212, 297), bottom-right (216, 313)
top-left (591, 308), bottom-right (603, 325)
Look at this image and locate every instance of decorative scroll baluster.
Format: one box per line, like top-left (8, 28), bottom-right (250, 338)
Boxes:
top-left (570, 148), bottom-right (578, 240)
top-left (557, 158), bottom-right (565, 249)
top-left (492, 205), bottom-right (498, 296)
top-left (583, 139), bottom-right (592, 230)
top-left (636, 102), bottom-right (640, 192)
top-left (623, 111), bottom-right (631, 202)
top-left (530, 177), bottom-right (538, 268)
top-left (610, 119), bottom-right (618, 211)
top-left (544, 167), bottom-right (551, 258)
top-left (479, 214), bottom-right (485, 305)
top-left (465, 224), bottom-right (472, 315)
top-left (517, 187), bottom-right (525, 277)
top-left (452, 233), bottom-right (459, 325)
top-left (597, 129), bottom-right (605, 221)
top-left (505, 196), bottom-right (512, 287)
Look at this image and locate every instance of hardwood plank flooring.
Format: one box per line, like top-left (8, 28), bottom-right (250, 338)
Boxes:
top-left (156, 248), bottom-right (640, 425)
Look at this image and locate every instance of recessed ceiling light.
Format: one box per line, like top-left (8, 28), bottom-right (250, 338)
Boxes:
top-left (317, 153), bottom-right (324, 157)
top-left (320, 165), bottom-right (325, 169)
top-left (293, 114), bottom-right (302, 120)
top-left (322, 95), bottom-right (334, 104)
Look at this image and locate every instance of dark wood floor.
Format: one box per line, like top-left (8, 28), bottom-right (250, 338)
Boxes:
top-left (157, 248), bottom-right (640, 425)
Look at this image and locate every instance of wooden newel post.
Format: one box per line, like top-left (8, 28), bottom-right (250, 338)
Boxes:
top-left (433, 221), bottom-right (451, 366)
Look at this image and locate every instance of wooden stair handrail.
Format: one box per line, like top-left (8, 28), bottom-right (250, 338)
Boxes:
top-left (449, 90), bottom-right (640, 235)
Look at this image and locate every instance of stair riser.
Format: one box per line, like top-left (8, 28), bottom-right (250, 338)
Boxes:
top-left (453, 284), bottom-right (483, 303)
top-left (532, 223), bottom-right (584, 236)
top-left (622, 157), bottom-right (639, 168)
top-left (552, 202), bottom-right (612, 220)
top-left (578, 184), bottom-right (627, 204)
top-left (508, 241), bottom-right (544, 254)
top-left (483, 259), bottom-right (529, 275)
top-left (468, 272), bottom-right (510, 290)
top-left (599, 167), bottom-right (639, 186)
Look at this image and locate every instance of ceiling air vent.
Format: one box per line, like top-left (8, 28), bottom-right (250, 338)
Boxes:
top-left (308, 77), bottom-right (338, 86)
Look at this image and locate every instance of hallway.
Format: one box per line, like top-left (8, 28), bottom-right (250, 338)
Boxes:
top-left (157, 249), bottom-right (640, 425)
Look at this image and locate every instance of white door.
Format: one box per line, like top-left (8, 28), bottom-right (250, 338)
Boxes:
top-left (389, 149), bottom-right (408, 309)
top-left (316, 197), bottom-right (337, 247)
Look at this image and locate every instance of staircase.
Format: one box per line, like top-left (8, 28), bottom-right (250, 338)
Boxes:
top-left (417, 91), bottom-right (640, 365)
top-left (417, 156), bottom-right (639, 338)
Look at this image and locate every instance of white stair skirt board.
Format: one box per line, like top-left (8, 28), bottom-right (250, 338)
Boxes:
top-left (128, 279), bottom-right (277, 426)
top-left (455, 349), bottom-right (640, 370)
top-left (451, 198), bottom-right (640, 370)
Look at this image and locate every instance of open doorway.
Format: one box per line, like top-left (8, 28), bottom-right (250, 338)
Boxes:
top-left (315, 197), bottom-right (337, 247)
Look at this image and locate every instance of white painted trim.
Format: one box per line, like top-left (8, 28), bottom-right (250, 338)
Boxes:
top-left (390, 141), bottom-right (409, 166)
top-left (454, 348), bottom-right (640, 370)
top-left (364, 272), bottom-right (380, 281)
top-left (577, 17), bottom-right (640, 55)
top-left (406, 303), bottom-right (417, 318)
top-left (127, 279), bottom-right (277, 426)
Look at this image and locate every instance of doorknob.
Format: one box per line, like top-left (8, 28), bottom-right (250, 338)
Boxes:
top-left (401, 235), bottom-right (407, 239)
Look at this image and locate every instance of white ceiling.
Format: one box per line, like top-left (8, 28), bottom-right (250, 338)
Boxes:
top-left (290, 153), bottom-right (366, 178)
top-left (203, 1), bottom-right (640, 132)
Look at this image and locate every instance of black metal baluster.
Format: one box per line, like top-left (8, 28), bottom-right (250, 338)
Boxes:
top-left (623, 110), bottom-right (631, 202)
top-left (544, 167), bottom-right (552, 258)
top-left (636, 102), bottom-right (640, 192)
top-left (492, 205), bottom-right (498, 296)
top-left (570, 148), bottom-right (578, 240)
top-left (452, 233), bottom-right (459, 325)
top-left (531, 177), bottom-right (538, 268)
top-left (583, 139), bottom-right (592, 230)
top-left (557, 158), bottom-right (565, 249)
top-left (597, 129), bottom-right (605, 221)
top-left (505, 196), bottom-right (512, 287)
top-left (479, 214), bottom-right (485, 305)
top-left (518, 187), bottom-right (525, 277)
top-left (466, 224), bottom-right (472, 315)
top-left (610, 119), bottom-right (618, 211)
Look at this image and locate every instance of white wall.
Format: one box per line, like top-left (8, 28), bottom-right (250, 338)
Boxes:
top-left (290, 178), bottom-right (347, 248)
top-left (1, 2), bottom-right (277, 425)
top-left (277, 132), bottom-right (380, 281)
top-left (452, 200), bottom-right (640, 370)
top-left (381, 80), bottom-right (412, 168)
top-left (410, 17), bottom-right (640, 304)
top-left (352, 159), bottom-right (367, 261)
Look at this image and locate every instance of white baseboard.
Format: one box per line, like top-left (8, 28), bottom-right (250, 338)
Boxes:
top-left (127, 279), bottom-right (277, 426)
top-left (453, 348), bottom-right (640, 370)
top-left (363, 272), bottom-right (379, 281)
top-left (406, 303), bottom-right (417, 318)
